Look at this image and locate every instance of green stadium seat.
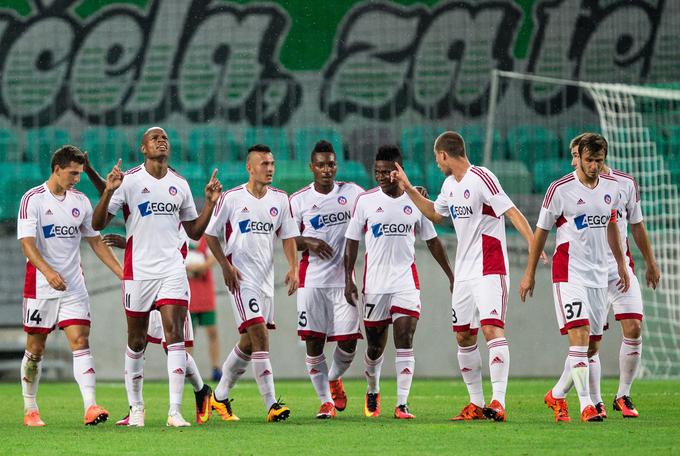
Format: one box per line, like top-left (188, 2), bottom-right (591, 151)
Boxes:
top-left (0, 128), bottom-right (21, 162)
top-left (402, 160), bottom-right (426, 188)
top-left (26, 127), bottom-right (71, 171)
top-left (215, 162), bottom-right (248, 191)
top-left (400, 125), bottom-right (445, 162)
top-left (562, 125), bottom-right (601, 148)
top-left (666, 125), bottom-right (680, 160)
top-left (135, 126), bottom-right (185, 161)
top-left (337, 160), bottom-right (371, 190)
top-left (532, 158), bottom-right (573, 194)
top-left (488, 160), bottom-right (532, 195)
top-left (426, 162), bottom-right (446, 197)
top-left (172, 161), bottom-right (208, 197)
top-left (272, 160), bottom-right (309, 193)
top-left (188, 126), bottom-right (240, 167)
top-left (81, 127), bottom-right (131, 171)
top-left (459, 124), bottom-right (505, 164)
top-left (507, 125), bottom-right (561, 162)
top-left (294, 127), bottom-right (344, 161)
top-left (244, 127), bottom-right (291, 160)
top-left (0, 163), bottom-right (43, 220)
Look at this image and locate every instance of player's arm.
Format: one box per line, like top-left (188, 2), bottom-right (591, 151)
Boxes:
top-left (82, 152), bottom-right (107, 195)
top-left (608, 218), bottom-right (630, 293)
top-left (295, 236), bottom-right (333, 259)
top-left (92, 159), bottom-right (124, 230)
top-left (390, 162), bottom-right (444, 224)
top-left (85, 235), bottom-right (123, 280)
top-left (504, 207), bottom-right (549, 264)
top-left (282, 237), bottom-right (299, 296)
top-left (519, 227), bottom-right (550, 302)
top-left (19, 237), bottom-right (66, 291)
top-left (205, 234), bottom-right (241, 294)
top-left (629, 222), bottom-right (660, 289)
top-left (182, 169), bottom-right (222, 240)
top-left (343, 239), bottom-right (359, 306)
top-left (425, 237), bottom-right (454, 292)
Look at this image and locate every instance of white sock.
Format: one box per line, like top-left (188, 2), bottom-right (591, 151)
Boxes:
top-left (72, 349), bottom-right (97, 410)
top-left (457, 344), bottom-right (484, 408)
top-left (552, 356), bottom-right (573, 398)
top-left (395, 349), bottom-right (415, 406)
top-left (487, 337), bottom-right (509, 407)
top-left (306, 354), bottom-right (332, 404)
top-left (185, 353), bottom-right (204, 392)
top-left (568, 346), bottom-right (593, 412)
top-left (329, 347), bottom-right (355, 381)
top-left (166, 342), bottom-right (186, 415)
top-left (617, 337), bottom-right (642, 398)
top-left (364, 352), bottom-right (383, 394)
top-left (251, 351), bottom-right (276, 410)
top-left (124, 347), bottom-right (145, 407)
top-left (589, 354), bottom-right (602, 404)
top-left (21, 351), bottom-right (42, 412)
top-left (215, 346), bottom-right (251, 401)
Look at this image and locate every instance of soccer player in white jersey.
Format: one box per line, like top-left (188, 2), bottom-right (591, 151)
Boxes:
top-left (205, 144), bottom-right (299, 423)
top-left (520, 133), bottom-right (630, 423)
top-left (92, 127), bottom-right (222, 427)
top-left (345, 145), bottom-right (454, 420)
top-left (18, 145), bottom-right (123, 427)
top-left (391, 132), bottom-right (541, 422)
top-left (560, 135), bottom-right (659, 419)
top-left (289, 140), bottom-right (364, 419)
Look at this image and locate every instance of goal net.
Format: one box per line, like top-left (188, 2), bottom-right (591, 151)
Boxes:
top-left (485, 70), bottom-right (680, 378)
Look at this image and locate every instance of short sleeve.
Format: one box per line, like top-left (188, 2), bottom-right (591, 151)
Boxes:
top-left (418, 214), bottom-right (437, 241)
top-left (277, 197), bottom-right (299, 240)
top-left (205, 192), bottom-right (230, 238)
top-left (289, 194), bottom-right (303, 227)
top-left (345, 198), bottom-right (366, 241)
top-left (107, 183), bottom-right (126, 216)
top-left (475, 167), bottom-right (515, 216)
top-left (536, 188), bottom-right (561, 231)
top-left (626, 181), bottom-right (643, 224)
top-left (17, 192), bottom-right (39, 240)
top-left (179, 183), bottom-right (198, 222)
top-left (79, 197), bottom-right (100, 238)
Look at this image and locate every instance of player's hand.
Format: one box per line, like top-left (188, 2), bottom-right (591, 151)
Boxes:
top-left (306, 238), bottom-right (334, 260)
top-left (617, 264), bottom-right (630, 292)
top-left (102, 233), bottom-right (126, 249)
top-left (539, 250), bottom-right (549, 265)
top-left (519, 273), bottom-right (534, 302)
top-left (390, 162), bottom-right (412, 191)
top-left (222, 264), bottom-right (242, 294)
top-left (45, 269), bottom-right (67, 291)
top-left (414, 185), bottom-right (429, 198)
top-left (284, 268), bottom-right (298, 296)
top-left (448, 277), bottom-right (454, 293)
top-left (83, 151), bottom-right (92, 170)
top-left (646, 260), bottom-right (660, 290)
top-left (105, 159), bottom-right (124, 192)
top-left (204, 169), bottom-right (222, 204)
top-left (344, 281), bottom-right (358, 307)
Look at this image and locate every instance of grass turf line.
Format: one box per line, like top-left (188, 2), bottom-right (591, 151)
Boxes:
top-left (2, 378), bottom-right (679, 455)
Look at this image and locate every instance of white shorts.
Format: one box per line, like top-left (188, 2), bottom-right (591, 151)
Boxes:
top-left (553, 282), bottom-right (607, 339)
top-left (607, 272), bottom-right (643, 322)
top-left (230, 287), bottom-right (275, 334)
top-left (122, 272), bottom-right (190, 317)
top-left (146, 309), bottom-right (194, 349)
top-left (362, 290), bottom-right (421, 327)
top-left (22, 291), bottom-right (91, 334)
top-left (451, 275), bottom-right (508, 333)
top-left (297, 287), bottom-right (362, 342)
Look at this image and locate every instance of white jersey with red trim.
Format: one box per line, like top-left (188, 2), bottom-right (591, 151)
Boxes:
top-left (433, 166), bottom-right (515, 281)
top-left (290, 181), bottom-right (363, 288)
top-left (345, 188), bottom-right (437, 294)
top-left (17, 183), bottom-right (99, 299)
top-left (107, 164), bottom-right (198, 280)
top-left (537, 171), bottom-right (620, 288)
top-left (205, 184), bottom-right (299, 296)
top-left (607, 169), bottom-right (643, 281)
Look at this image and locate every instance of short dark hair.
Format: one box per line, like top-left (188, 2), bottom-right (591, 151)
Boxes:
top-left (569, 133), bottom-right (589, 150)
top-left (434, 131), bottom-right (466, 158)
top-left (311, 140), bottom-right (335, 161)
top-left (577, 133), bottom-right (608, 158)
top-left (247, 143), bottom-right (272, 155)
top-left (375, 144), bottom-right (402, 165)
top-left (51, 145), bottom-right (85, 173)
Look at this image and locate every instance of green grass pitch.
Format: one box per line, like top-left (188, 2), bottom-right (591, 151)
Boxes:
top-left (2, 378), bottom-right (679, 455)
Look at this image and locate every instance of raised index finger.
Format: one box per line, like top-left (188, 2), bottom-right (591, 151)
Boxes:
top-left (210, 168), bottom-right (218, 181)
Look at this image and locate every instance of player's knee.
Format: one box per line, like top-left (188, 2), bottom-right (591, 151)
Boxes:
top-left (481, 325), bottom-right (504, 341)
top-left (69, 333), bottom-right (90, 351)
top-left (26, 339), bottom-right (46, 357)
top-left (305, 338), bottom-right (325, 357)
top-left (127, 334), bottom-right (146, 352)
top-left (587, 345), bottom-right (599, 358)
top-left (622, 320), bottom-right (642, 339)
top-left (338, 339), bottom-right (357, 353)
top-left (456, 331), bottom-right (476, 347)
top-left (394, 331), bottom-right (414, 349)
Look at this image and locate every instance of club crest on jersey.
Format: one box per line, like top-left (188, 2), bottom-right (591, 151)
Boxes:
top-left (604, 194), bottom-right (611, 204)
top-left (168, 185), bottom-right (177, 196)
top-left (403, 205), bottom-right (413, 215)
top-left (337, 196), bottom-right (347, 205)
top-left (238, 219), bottom-right (274, 234)
top-left (310, 211), bottom-right (351, 230)
top-left (269, 207), bottom-right (279, 217)
top-left (71, 208), bottom-right (80, 217)
top-left (574, 213), bottom-right (611, 230)
top-left (371, 223), bottom-right (413, 238)
top-left (464, 189), bottom-right (470, 199)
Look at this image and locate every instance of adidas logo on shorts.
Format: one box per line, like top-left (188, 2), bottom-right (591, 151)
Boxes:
top-left (490, 309), bottom-right (498, 316)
